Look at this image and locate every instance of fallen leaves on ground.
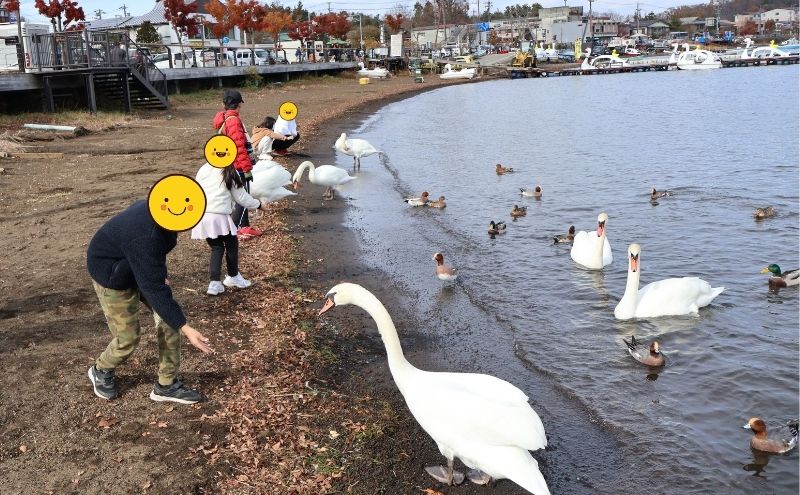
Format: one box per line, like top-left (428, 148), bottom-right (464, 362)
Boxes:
top-left (98, 416), bottom-right (119, 428)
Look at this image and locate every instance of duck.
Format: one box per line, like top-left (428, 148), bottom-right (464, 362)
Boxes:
top-left (622, 335), bottom-right (665, 367)
top-left (496, 163), bottom-right (514, 175)
top-left (754, 206), bottom-right (776, 219)
top-left (488, 221), bottom-right (507, 235)
top-left (319, 283), bottom-right (550, 494)
top-left (510, 205), bottom-right (527, 218)
top-left (743, 418), bottom-right (798, 454)
top-left (334, 133), bottom-right (381, 170)
top-left (614, 243), bottom-right (725, 320)
top-left (520, 186), bottom-right (542, 198)
top-left (570, 213), bottom-right (612, 270)
top-left (650, 187), bottom-right (671, 200)
top-left (428, 195), bottom-right (447, 208)
top-left (291, 160), bottom-right (356, 200)
top-left (760, 264), bottom-right (799, 288)
top-left (553, 226), bottom-right (576, 244)
top-left (404, 191), bottom-right (430, 207)
top-left (433, 253), bottom-right (457, 281)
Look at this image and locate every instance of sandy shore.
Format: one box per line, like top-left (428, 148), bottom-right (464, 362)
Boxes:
top-left (0, 72), bottom-right (563, 494)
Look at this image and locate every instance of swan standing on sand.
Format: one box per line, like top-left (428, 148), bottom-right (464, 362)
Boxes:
top-left (249, 161), bottom-right (296, 202)
top-left (292, 161), bottom-right (356, 200)
top-left (319, 283), bottom-right (550, 494)
top-left (570, 213), bottom-right (612, 270)
top-left (334, 133), bottom-right (381, 170)
top-left (614, 244), bottom-right (725, 320)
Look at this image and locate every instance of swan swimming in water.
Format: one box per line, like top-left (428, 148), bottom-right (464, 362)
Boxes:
top-left (614, 243), bottom-right (725, 320)
top-left (570, 213), bottom-right (612, 270)
top-left (319, 283), bottom-right (550, 494)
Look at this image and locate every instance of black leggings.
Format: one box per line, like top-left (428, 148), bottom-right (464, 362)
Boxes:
top-left (206, 234), bottom-right (239, 281)
top-left (271, 132), bottom-right (300, 151)
top-left (232, 180), bottom-right (251, 228)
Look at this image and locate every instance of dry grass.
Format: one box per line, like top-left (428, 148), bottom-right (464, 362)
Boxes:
top-left (0, 110), bottom-right (144, 132)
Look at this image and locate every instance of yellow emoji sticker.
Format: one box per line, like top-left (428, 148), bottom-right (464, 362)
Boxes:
top-left (279, 101), bottom-right (298, 121)
top-left (204, 135), bottom-right (237, 168)
top-left (147, 175), bottom-right (206, 232)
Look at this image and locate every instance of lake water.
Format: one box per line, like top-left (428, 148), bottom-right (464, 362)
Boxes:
top-left (335, 67), bottom-right (799, 494)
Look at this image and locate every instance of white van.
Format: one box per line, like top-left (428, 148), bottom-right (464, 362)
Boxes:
top-left (235, 49), bottom-right (268, 66)
top-left (153, 50), bottom-right (197, 69)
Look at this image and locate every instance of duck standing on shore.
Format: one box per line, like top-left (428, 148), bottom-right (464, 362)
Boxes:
top-left (433, 253), bottom-right (458, 281)
top-left (334, 133), bottom-right (381, 171)
top-left (760, 264), bottom-right (799, 288)
top-left (553, 226), bottom-right (576, 244)
top-left (291, 161), bottom-right (356, 200)
top-left (743, 418), bottom-right (798, 454)
top-left (404, 191), bottom-right (430, 207)
top-left (319, 283), bottom-right (550, 495)
top-left (754, 206), bottom-right (776, 219)
top-left (496, 164), bottom-right (514, 175)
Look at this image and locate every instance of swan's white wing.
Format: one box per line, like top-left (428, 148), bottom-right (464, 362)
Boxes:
top-left (251, 167), bottom-right (291, 197)
top-left (261, 187), bottom-right (296, 202)
top-left (636, 277), bottom-right (723, 317)
top-left (349, 138), bottom-right (379, 156)
top-left (602, 236), bottom-right (613, 266)
top-left (314, 165), bottom-right (356, 187)
top-left (402, 371), bottom-right (546, 452)
top-left (570, 230), bottom-right (593, 265)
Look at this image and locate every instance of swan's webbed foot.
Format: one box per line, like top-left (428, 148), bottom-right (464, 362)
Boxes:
top-left (425, 465), bottom-right (464, 485)
top-left (322, 187), bottom-right (334, 200)
top-left (467, 469), bottom-right (492, 485)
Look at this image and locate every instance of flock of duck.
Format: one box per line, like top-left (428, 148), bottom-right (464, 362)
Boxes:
top-left (251, 134), bottom-right (797, 494)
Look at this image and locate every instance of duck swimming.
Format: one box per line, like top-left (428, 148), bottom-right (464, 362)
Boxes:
top-left (433, 252), bottom-right (457, 281)
top-left (743, 418), bottom-right (798, 454)
top-left (404, 191), bottom-right (430, 207)
top-left (754, 206), bottom-right (776, 219)
top-left (623, 335), bottom-right (665, 367)
top-left (496, 164), bottom-right (514, 175)
top-left (520, 186), bottom-right (542, 198)
top-left (553, 226), bottom-right (576, 244)
top-left (488, 221), bottom-right (507, 235)
top-left (510, 205), bottom-right (527, 218)
top-left (760, 264), bottom-right (799, 288)
top-left (650, 187), bottom-right (672, 200)
top-left (428, 196), bottom-right (447, 208)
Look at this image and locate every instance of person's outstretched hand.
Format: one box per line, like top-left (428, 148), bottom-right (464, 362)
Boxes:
top-left (181, 324), bottom-right (212, 353)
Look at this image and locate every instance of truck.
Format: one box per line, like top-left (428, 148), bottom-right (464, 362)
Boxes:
top-left (0, 22), bottom-right (51, 72)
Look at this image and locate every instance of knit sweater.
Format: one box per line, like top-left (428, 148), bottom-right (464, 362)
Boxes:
top-left (213, 109), bottom-right (252, 173)
top-left (195, 163), bottom-right (261, 214)
top-left (87, 201), bottom-right (187, 330)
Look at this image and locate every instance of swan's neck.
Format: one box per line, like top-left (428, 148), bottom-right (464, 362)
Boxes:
top-left (351, 289), bottom-right (414, 377)
top-left (619, 265), bottom-right (641, 314)
top-left (593, 230), bottom-right (606, 265)
top-left (296, 162), bottom-right (315, 181)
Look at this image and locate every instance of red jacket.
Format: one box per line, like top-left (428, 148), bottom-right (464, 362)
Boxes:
top-left (213, 110), bottom-right (251, 173)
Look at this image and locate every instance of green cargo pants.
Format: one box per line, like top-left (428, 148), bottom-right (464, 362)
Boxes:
top-left (93, 281), bottom-right (181, 386)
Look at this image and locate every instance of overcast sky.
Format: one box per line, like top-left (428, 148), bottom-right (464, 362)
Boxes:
top-left (18, 0), bottom-right (690, 26)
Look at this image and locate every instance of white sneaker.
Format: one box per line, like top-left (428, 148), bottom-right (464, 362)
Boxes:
top-left (207, 281), bottom-right (225, 296)
top-left (223, 273), bottom-right (252, 289)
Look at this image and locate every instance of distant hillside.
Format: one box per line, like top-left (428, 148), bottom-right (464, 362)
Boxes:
top-left (664, 0), bottom-right (798, 20)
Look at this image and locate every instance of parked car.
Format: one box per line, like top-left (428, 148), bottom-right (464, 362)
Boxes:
top-left (235, 48), bottom-right (268, 66)
top-left (558, 49), bottom-right (575, 62)
top-left (153, 50), bottom-right (197, 69)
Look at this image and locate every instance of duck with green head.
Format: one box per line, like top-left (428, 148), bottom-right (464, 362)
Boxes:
top-left (760, 264), bottom-right (799, 288)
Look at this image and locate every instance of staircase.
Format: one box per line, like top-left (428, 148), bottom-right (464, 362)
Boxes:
top-left (92, 69), bottom-right (170, 111)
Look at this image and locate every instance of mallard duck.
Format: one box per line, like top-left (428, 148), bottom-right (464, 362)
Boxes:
top-left (433, 252), bottom-right (457, 281)
top-left (743, 418), bottom-right (798, 454)
top-left (553, 226), bottom-right (576, 244)
top-left (754, 207), bottom-right (776, 219)
top-left (428, 195), bottom-right (447, 208)
top-left (650, 187), bottom-right (672, 200)
top-left (623, 335), bottom-right (665, 367)
top-left (488, 221), bottom-right (507, 235)
top-left (760, 264), bottom-right (799, 288)
top-left (510, 205), bottom-right (527, 218)
top-left (519, 186), bottom-right (542, 198)
top-left (496, 163), bottom-right (514, 175)
top-left (404, 191), bottom-right (430, 207)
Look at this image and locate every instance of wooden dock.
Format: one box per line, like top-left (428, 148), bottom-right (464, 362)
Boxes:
top-left (506, 55), bottom-right (799, 78)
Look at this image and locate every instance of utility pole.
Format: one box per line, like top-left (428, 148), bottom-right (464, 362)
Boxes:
top-left (635, 2), bottom-right (640, 34)
top-left (94, 9), bottom-right (106, 20)
top-left (588, 0), bottom-right (594, 50)
top-left (119, 4), bottom-right (129, 17)
top-left (327, 2), bottom-right (331, 13)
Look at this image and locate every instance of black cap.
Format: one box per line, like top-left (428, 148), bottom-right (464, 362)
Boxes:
top-left (223, 89), bottom-right (243, 106)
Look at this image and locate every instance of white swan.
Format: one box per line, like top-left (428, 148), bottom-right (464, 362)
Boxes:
top-left (334, 133), bottom-right (381, 170)
top-left (614, 243), bottom-right (725, 320)
top-left (292, 160), bottom-right (356, 200)
top-left (570, 212), bottom-right (612, 270)
top-left (250, 161), bottom-right (295, 201)
top-left (319, 283), bottom-right (550, 494)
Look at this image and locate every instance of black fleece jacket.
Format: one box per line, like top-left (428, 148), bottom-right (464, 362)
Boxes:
top-left (87, 201), bottom-right (187, 330)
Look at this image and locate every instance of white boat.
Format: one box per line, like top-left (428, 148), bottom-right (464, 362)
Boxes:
top-left (749, 40), bottom-right (791, 59)
top-left (675, 44), bottom-right (721, 70)
top-left (580, 49), bottom-right (629, 70)
top-left (357, 61), bottom-right (389, 79)
top-left (439, 63), bottom-right (476, 79)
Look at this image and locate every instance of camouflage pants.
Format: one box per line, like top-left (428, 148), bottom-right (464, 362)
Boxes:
top-left (93, 281), bottom-right (181, 386)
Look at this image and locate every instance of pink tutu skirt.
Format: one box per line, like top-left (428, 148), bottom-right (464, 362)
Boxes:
top-left (191, 212), bottom-right (237, 239)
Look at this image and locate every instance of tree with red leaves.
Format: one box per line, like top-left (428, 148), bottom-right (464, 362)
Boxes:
top-left (4, 1), bottom-right (21, 13)
top-left (384, 13), bottom-right (404, 34)
top-left (205, 0), bottom-right (240, 47)
top-left (163, 0), bottom-right (200, 67)
top-left (34, 0), bottom-right (86, 32)
top-left (261, 8), bottom-right (293, 49)
top-left (288, 19), bottom-right (317, 56)
top-left (235, 0), bottom-right (265, 47)
top-left (315, 12), bottom-right (350, 40)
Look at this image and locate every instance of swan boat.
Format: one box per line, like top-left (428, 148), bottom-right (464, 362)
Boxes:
top-left (357, 62), bottom-right (390, 79)
top-left (750, 40), bottom-right (792, 59)
top-left (675, 45), bottom-right (721, 70)
top-left (439, 63), bottom-right (477, 79)
top-left (580, 49), bottom-right (629, 70)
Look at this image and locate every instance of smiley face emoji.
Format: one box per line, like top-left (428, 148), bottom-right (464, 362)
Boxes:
top-left (204, 135), bottom-right (237, 168)
top-left (147, 175), bottom-right (206, 232)
top-left (279, 101), bottom-right (298, 121)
